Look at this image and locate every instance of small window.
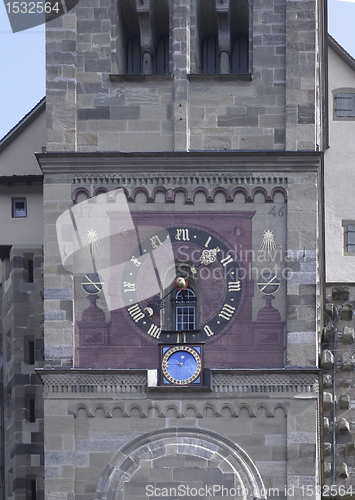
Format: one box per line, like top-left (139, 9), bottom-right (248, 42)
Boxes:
top-left (343, 221), bottom-right (355, 254)
top-left (335, 93), bottom-right (355, 118)
top-left (12, 198), bottom-right (27, 218)
top-left (175, 288), bottom-right (196, 331)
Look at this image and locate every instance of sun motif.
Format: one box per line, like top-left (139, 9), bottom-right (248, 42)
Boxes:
top-left (260, 230), bottom-right (276, 260)
top-left (85, 229), bottom-right (100, 254)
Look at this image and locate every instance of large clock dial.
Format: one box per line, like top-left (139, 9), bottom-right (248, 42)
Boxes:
top-left (121, 226), bottom-right (244, 342)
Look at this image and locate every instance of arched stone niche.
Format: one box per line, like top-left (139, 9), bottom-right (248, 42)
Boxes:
top-left (95, 427), bottom-right (267, 500)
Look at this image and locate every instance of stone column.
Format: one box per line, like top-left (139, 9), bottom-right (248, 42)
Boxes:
top-left (172, 0), bottom-right (190, 151)
top-left (136, 0), bottom-right (155, 75)
top-left (216, 0), bottom-right (231, 74)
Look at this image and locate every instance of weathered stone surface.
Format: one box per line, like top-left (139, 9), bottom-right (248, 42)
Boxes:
top-left (323, 374), bottom-right (332, 388)
top-left (340, 352), bottom-right (354, 371)
top-left (339, 394), bottom-right (350, 410)
top-left (332, 286), bottom-right (350, 301)
top-left (323, 462), bottom-right (331, 478)
top-left (321, 349), bottom-right (334, 370)
top-left (324, 442), bottom-right (332, 456)
top-left (341, 303), bottom-right (353, 321)
top-left (342, 326), bottom-right (355, 344)
top-left (345, 443), bottom-right (355, 456)
top-left (323, 392), bottom-right (333, 411)
top-left (338, 417), bottom-right (350, 434)
top-left (339, 462), bottom-right (348, 479)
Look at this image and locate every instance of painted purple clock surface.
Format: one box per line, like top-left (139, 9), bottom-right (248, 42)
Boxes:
top-left (77, 212), bottom-right (285, 369)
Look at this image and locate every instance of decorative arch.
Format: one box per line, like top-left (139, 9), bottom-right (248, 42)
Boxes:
top-left (250, 187), bottom-right (272, 203)
top-left (270, 187), bottom-right (288, 203)
top-left (93, 187), bottom-right (108, 198)
top-left (72, 187), bottom-right (90, 204)
top-left (94, 427), bottom-right (267, 500)
top-left (231, 186), bottom-right (251, 203)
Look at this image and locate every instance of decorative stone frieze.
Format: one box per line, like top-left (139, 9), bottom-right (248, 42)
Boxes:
top-left (71, 172), bottom-right (288, 206)
top-left (212, 371), bottom-right (319, 393)
top-left (39, 370), bottom-right (147, 394)
top-left (39, 369), bottom-right (319, 395)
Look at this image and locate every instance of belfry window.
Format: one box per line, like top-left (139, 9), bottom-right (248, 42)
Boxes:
top-left (197, 0), bottom-right (249, 75)
top-left (175, 289), bottom-right (196, 331)
top-left (117, 0), bottom-right (169, 76)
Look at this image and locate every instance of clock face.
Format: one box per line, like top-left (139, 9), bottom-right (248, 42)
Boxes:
top-left (120, 226), bottom-right (244, 342)
top-left (161, 345), bottom-right (202, 385)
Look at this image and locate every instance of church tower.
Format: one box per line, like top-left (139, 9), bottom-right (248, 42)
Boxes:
top-left (37, 0), bottom-right (327, 498)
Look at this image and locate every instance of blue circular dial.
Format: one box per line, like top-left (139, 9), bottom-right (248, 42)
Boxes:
top-left (162, 346), bottom-right (201, 385)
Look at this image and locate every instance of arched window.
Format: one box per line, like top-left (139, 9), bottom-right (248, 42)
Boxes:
top-left (174, 288), bottom-right (196, 331)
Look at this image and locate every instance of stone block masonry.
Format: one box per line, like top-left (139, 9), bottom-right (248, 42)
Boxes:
top-left (45, 0), bottom-right (323, 153)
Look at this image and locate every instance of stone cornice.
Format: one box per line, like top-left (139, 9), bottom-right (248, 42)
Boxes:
top-left (36, 151), bottom-right (323, 176)
top-left (37, 368), bottom-right (320, 395)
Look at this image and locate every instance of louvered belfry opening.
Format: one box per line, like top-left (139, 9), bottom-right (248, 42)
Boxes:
top-left (117, 0), bottom-right (169, 75)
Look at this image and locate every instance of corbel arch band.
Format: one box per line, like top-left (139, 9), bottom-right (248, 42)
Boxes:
top-left (94, 427), bottom-right (267, 500)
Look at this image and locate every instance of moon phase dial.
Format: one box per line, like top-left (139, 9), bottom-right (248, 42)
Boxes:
top-left (257, 273), bottom-right (280, 295)
top-left (161, 345), bottom-right (202, 385)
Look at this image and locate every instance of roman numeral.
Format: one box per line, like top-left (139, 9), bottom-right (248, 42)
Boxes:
top-left (228, 281), bottom-right (241, 292)
top-left (150, 235), bottom-right (163, 248)
top-left (204, 325), bottom-right (214, 337)
top-left (147, 324), bottom-right (161, 339)
top-left (218, 304), bottom-right (236, 321)
top-left (127, 304), bottom-right (145, 323)
top-left (221, 255), bottom-right (233, 266)
top-left (175, 228), bottom-right (190, 241)
top-left (130, 256), bottom-right (141, 267)
top-left (123, 282), bottom-right (136, 292)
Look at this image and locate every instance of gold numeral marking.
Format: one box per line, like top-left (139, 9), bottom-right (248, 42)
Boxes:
top-left (123, 282), bottom-right (136, 292)
top-left (127, 304), bottom-right (145, 322)
top-left (204, 236), bottom-right (212, 248)
top-left (218, 304), bottom-right (236, 320)
top-left (147, 324), bottom-right (161, 339)
top-left (175, 228), bottom-right (190, 241)
top-left (130, 256), bottom-right (141, 267)
top-left (228, 281), bottom-right (241, 292)
top-left (221, 255), bottom-right (233, 266)
top-left (204, 325), bottom-right (214, 337)
top-left (150, 235), bottom-right (163, 248)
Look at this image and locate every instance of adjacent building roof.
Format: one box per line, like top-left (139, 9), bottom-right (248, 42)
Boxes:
top-left (0, 97), bottom-right (46, 154)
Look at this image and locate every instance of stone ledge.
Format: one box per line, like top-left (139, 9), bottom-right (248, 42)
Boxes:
top-left (37, 368), bottom-right (319, 395)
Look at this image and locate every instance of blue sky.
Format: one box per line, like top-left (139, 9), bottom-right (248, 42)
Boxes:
top-left (0, 0), bottom-right (355, 139)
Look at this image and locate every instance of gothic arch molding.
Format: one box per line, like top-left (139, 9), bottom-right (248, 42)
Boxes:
top-left (94, 427), bottom-right (267, 500)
